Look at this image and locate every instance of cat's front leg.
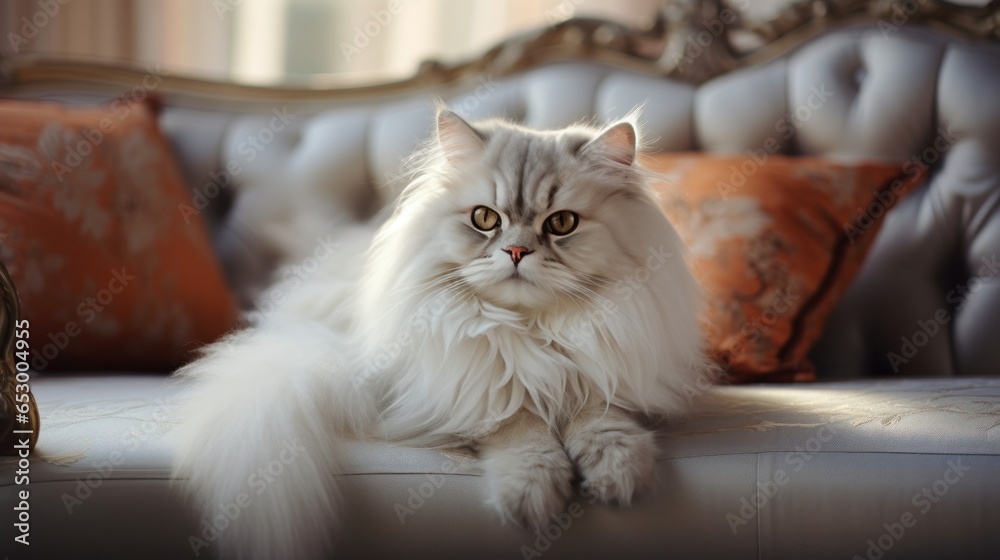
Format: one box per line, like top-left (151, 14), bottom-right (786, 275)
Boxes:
top-left (562, 404), bottom-right (656, 505)
top-left (478, 409), bottom-right (575, 528)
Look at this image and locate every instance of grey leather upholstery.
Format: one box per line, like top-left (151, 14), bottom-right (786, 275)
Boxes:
top-left (1, 24), bottom-right (999, 559)
top-left (7, 375), bottom-right (999, 559)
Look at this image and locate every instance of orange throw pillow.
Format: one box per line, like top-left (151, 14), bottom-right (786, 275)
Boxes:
top-left (0, 99), bottom-right (239, 371)
top-left (642, 153), bottom-right (926, 383)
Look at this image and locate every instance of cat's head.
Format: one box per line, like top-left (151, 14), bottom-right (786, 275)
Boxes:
top-left (389, 108), bottom-right (676, 312)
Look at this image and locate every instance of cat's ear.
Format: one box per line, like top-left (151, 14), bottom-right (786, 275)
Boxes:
top-left (579, 122), bottom-right (636, 167)
top-left (436, 109), bottom-right (485, 164)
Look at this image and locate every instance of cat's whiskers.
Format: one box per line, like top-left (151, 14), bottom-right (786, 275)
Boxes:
top-left (550, 275), bottom-right (647, 347)
top-left (446, 278), bottom-right (480, 310)
top-left (364, 270), bottom-right (468, 335)
top-left (382, 264), bottom-right (465, 299)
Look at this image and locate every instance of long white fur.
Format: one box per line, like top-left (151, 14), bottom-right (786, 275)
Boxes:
top-left (173, 108), bottom-right (711, 559)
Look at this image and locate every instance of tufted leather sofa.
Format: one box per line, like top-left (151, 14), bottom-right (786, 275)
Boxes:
top-left (1, 23), bottom-right (999, 559)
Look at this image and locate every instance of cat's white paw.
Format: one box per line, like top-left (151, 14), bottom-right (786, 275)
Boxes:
top-left (483, 445), bottom-right (575, 528)
top-left (564, 407), bottom-right (656, 505)
top-left (479, 411), bottom-right (576, 528)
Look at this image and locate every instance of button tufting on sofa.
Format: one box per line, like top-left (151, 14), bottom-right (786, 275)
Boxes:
top-left (159, 27), bottom-right (998, 381)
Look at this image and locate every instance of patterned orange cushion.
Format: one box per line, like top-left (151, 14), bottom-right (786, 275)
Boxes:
top-left (0, 99), bottom-right (239, 372)
top-left (642, 153), bottom-right (926, 383)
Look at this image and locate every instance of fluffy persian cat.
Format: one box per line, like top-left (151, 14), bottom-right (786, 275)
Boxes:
top-left (174, 107), bottom-right (711, 559)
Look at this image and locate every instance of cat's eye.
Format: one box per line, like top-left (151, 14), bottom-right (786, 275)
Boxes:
top-left (471, 206), bottom-right (501, 231)
top-left (544, 210), bottom-right (579, 235)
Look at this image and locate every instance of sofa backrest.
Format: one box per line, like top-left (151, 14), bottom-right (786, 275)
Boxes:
top-left (4, 23), bottom-right (999, 379)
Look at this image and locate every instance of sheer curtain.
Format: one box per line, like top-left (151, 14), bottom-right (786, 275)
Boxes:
top-left (2, 0), bottom-right (230, 78)
top-left (1, 0), bottom-right (665, 85)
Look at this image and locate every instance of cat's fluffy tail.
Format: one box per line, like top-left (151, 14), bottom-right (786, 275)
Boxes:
top-left (173, 318), bottom-right (372, 560)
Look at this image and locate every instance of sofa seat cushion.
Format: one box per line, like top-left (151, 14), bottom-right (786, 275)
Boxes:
top-left (1, 375), bottom-right (997, 559)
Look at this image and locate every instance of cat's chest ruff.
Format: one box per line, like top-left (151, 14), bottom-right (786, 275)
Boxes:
top-left (391, 297), bottom-right (613, 437)
top-left (463, 302), bottom-right (561, 346)
top-left (441, 301), bottom-right (582, 374)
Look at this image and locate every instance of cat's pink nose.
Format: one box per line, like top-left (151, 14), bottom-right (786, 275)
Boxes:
top-left (503, 246), bottom-right (533, 265)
